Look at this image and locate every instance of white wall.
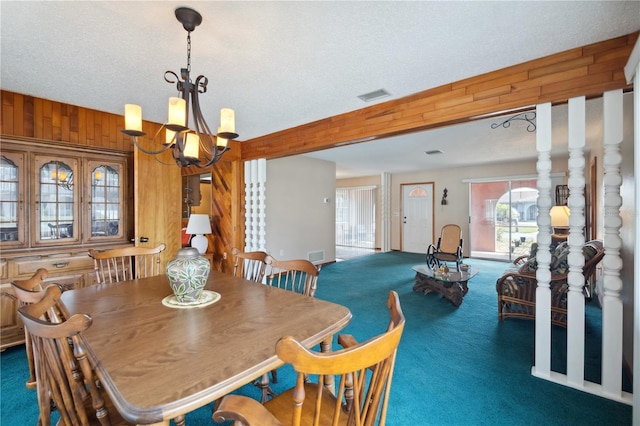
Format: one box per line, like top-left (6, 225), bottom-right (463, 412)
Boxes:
top-left (266, 156), bottom-right (336, 264)
top-left (386, 158), bottom-right (568, 253)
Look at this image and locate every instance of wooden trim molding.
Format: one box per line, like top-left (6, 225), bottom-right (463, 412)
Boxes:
top-left (240, 31), bottom-right (638, 161)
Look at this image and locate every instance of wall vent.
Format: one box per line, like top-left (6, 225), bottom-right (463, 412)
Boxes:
top-left (308, 250), bottom-right (325, 264)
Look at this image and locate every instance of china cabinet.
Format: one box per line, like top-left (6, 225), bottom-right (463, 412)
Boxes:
top-left (0, 138), bottom-right (132, 349)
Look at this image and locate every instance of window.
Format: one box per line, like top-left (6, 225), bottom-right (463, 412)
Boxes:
top-left (336, 186), bottom-right (376, 249)
top-left (469, 179), bottom-right (538, 261)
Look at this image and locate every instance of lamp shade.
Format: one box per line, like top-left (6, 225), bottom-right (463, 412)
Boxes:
top-left (186, 214), bottom-right (212, 235)
top-left (550, 205), bottom-right (570, 228)
top-left (186, 214), bottom-right (212, 254)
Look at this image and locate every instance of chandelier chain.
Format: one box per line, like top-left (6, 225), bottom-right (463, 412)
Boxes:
top-left (186, 32), bottom-right (192, 75)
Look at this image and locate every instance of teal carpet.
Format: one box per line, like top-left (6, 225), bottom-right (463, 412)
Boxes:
top-left (1, 252), bottom-right (632, 425)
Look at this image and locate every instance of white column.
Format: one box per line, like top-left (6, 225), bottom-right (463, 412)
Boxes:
top-left (250, 160), bottom-right (259, 251)
top-left (243, 159), bottom-right (267, 252)
top-left (566, 96), bottom-right (587, 385)
top-left (244, 161), bottom-right (253, 251)
top-left (533, 102), bottom-right (553, 378)
top-left (381, 172), bottom-right (391, 252)
top-left (630, 48), bottom-right (640, 425)
top-left (257, 159), bottom-right (267, 252)
top-left (601, 89), bottom-right (624, 397)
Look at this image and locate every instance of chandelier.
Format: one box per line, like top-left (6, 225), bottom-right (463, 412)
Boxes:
top-left (121, 7), bottom-right (238, 168)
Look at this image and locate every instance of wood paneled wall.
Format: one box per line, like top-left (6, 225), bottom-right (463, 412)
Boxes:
top-left (1, 91), bottom-right (135, 151)
top-left (208, 159), bottom-right (244, 273)
top-left (241, 32), bottom-right (638, 161)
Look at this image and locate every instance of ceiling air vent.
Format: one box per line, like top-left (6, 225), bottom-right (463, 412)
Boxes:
top-left (425, 150), bottom-right (443, 155)
top-left (357, 89), bottom-right (390, 102)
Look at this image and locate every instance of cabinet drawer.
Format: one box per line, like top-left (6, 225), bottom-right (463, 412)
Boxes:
top-left (44, 273), bottom-right (86, 291)
top-left (14, 255), bottom-right (93, 277)
top-left (0, 282), bottom-right (24, 349)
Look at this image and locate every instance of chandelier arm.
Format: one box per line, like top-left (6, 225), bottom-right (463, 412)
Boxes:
top-left (195, 74), bottom-right (208, 94)
top-left (164, 71), bottom-right (179, 85)
top-left (151, 152), bottom-right (178, 166)
top-left (130, 126), bottom-right (172, 155)
top-left (190, 85), bottom-right (218, 161)
top-left (201, 150), bottom-right (228, 168)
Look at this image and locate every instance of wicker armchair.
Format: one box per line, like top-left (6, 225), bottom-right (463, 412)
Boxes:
top-left (496, 240), bottom-right (604, 328)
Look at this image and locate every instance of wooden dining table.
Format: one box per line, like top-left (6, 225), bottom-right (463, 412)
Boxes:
top-left (59, 270), bottom-right (352, 425)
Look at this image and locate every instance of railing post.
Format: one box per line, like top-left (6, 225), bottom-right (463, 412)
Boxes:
top-left (601, 89), bottom-right (624, 397)
top-left (566, 96), bottom-right (586, 385)
top-left (533, 102), bottom-right (553, 378)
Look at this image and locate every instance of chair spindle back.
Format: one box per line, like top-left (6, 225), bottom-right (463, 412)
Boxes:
top-left (89, 244), bottom-right (166, 284)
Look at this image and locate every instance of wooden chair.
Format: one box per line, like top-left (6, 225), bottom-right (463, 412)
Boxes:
top-left (11, 268), bottom-right (53, 389)
top-left (255, 255), bottom-right (322, 402)
top-left (426, 224), bottom-right (463, 271)
top-left (264, 256), bottom-right (320, 297)
top-left (213, 290), bottom-right (406, 426)
top-left (231, 247), bottom-right (268, 282)
top-left (89, 244), bottom-right (166, 284)
top-left (17, 285), bottom-right (131, 426)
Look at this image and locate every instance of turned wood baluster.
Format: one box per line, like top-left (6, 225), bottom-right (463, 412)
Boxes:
top-left (533, 102), bottom-right (553, 377)
top-left (601, 89), bottom-right (624, 396)
top-left (566, 96), bottom-right (587, 384)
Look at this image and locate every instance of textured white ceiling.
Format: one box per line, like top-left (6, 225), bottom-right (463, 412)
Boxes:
top-left (1, 1), bottom-right (638, 177)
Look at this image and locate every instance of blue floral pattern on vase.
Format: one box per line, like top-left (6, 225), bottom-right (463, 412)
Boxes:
top-left (166, 247), bottom-right (211, 303)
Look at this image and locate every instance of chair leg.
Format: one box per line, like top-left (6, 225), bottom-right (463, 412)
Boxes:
top-left (24, 331), bottom-right (37, 389)
top-left (426, 254), bottom-right (437, 270)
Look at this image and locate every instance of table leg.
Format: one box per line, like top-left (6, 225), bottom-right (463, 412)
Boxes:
top-left (320, 335), bottom-right (336, 395)
top-left (413, 272), bottom-right (469, 307)
top-left (257, 372), bottom-right (276, 403)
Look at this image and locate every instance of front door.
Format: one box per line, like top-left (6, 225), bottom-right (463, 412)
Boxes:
top-left (401, 183), bottom-right (434, 253)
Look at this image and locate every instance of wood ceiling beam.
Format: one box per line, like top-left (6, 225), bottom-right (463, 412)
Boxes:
top-left (240, 31), bottom-right (638, 162)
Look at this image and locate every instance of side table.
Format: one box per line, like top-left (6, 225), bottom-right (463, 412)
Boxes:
top-left (412, 265), bottom-right (478, 307)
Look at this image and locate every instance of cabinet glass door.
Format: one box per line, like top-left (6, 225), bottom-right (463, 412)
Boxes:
top-left (0, 152), bottom-right (26, 248)
top-left (87, 161), bottom-right (123, 240)
top-left (34, 155), bottom-right (79, 245)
